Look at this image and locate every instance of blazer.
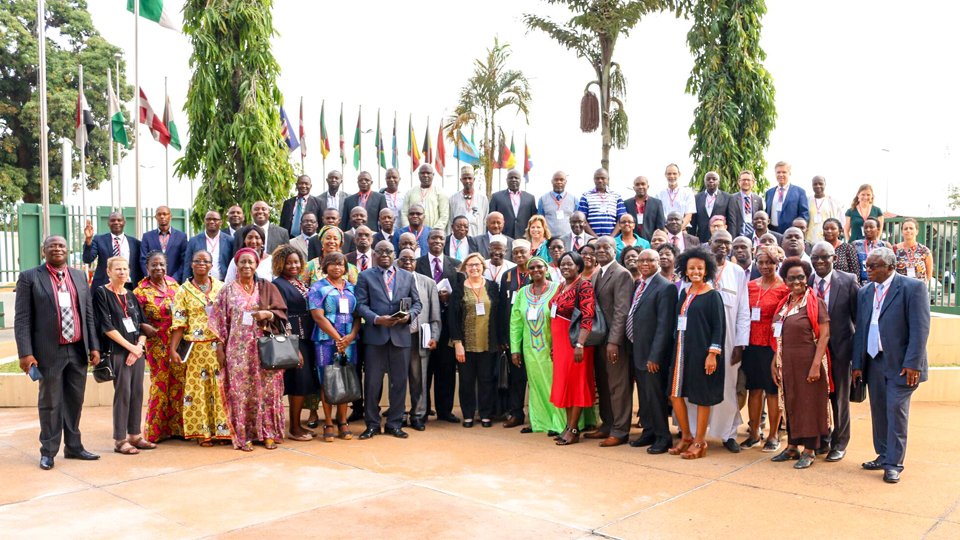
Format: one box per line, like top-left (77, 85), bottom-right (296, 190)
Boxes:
top-left (474, 233), bottom-right (513, 261)
top-left (623, 196), bottom-right (666, 241)
top-left (665, 232), bottom-right (701, 251)
top-left (355, 266), bottom-right (422, 347)
top-left (233, 223), bottom-right (290, 255)
top-left (729, 192), bottom-right (765, 239)
top-left (279, 194), bottom-right (323, 237)
top-left (489, 189), bottom-right (538, 239)
top-left (341, 191), bottom-right (388, 232)
top-left (691, 190), bottom-right (737, 243)
top-left (809, 270), bottom-right (859, 369)
top-left (140, 228), bottom-right (189, 282)
top-left (562, 232), bottom-right (596, 252)
top-left (415, 253), bottom-right (460, 285)
top-left (346, 250), bottom-right (376, 272)
top-left (14, 265), bottom-right (100, 360)
top-left (592, 262), bottom-right (634, 346)
top-left (411, 273), bottom-right (442, 352)
top-left (764, 184), bottom-right (809, 233)
top-left (317, 190), bottom-right (348, 220)
top-left (497, 266), bottom-right (531, 347)
top-left (373, 230), bottom-right (398, 250)
top-left (448, 274), bottom-right (501, 351)
top-left (82, 233), bottom-right (142, 289)
top-left (443, 235), bottom-right (478, 261)
top-left (182, 231), bottom-right (234, 282)
top-left (852, 274), bottom-right (930, 384)
top-left (629, 273), bottom-right (679, 371)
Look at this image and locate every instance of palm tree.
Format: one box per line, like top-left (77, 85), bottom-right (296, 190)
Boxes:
top-left (446, 38), bottom-right (532, 199)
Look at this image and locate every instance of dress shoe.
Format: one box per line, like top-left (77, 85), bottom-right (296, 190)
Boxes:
top-left (862, 458), bottom-right (884, 471)
top-left (825, 449), bottom-right (846, 462)
top-left (883, 469), bottom-right (901, 483)
top-left (629, 436), bottom-right (655, 448)
top-left (39, 456), bottom-right (54, 470)
top-left (520, 427), bottom-right (533, 434)
top-left (815, 444), bottom-right (830, 455)
top-left (64, 449), bottom-right (100, 461)
top-left (438, 413), bottom-right (461, 424)
top-left (599, 436), bottom-right (626, 448)
top-left (502, 416), bottom-right (523, 428)
top-left (427, 409), bottom-right (436, 417)
top-left (386, 427), bottom-right (409, 439)
top-left (647, 442), bottom-right (671, 455)
top-left (358, 427), bottom-right (379, 440)
top-left (410, 420), bottom-right (426, 432)
top-left (347, 410), bottom-right (365, 423)
top-left (481, 420), bottom-right (493, 428)
top-left (723, 438), bottom-right (741, 453)
top-left (462, 420), bottom-right (475, 428)
top-left (583, 430), bottom-right (609, 440)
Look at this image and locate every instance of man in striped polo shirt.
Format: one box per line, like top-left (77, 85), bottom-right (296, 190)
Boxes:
top-left (577, 168), bottom-right (626, 238)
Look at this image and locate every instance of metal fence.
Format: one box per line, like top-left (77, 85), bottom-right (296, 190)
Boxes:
top-left (883, 216), bottom-right (959, 315)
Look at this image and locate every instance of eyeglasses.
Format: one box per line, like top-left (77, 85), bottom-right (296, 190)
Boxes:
top-left (785, 275), bottom-right (807, 282)
top-left (374, 248), bottom-right (394, 255)
top-left (192, 260), bottom-right (212, 265)
top-left (865, 262), bottom-right (888, 270)
top-left (810, 255), bottom-right (833, 261)
top-left (398, 257), bottom-right (415, 263)
top-left (465, 262), bottom-right (483, 268)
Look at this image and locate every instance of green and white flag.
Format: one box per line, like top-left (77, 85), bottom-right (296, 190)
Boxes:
top-left (107, 70), bottom-right (130, 149)
top-left (163, 94), bottom-right (181, 151)
top-left (126, 0), bottom-right (180, 31)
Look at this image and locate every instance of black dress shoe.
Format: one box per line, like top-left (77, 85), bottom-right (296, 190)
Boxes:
top-left (386, 427), bottom-right (409, 439)
top-left (647, 443), bottom-right (671, 455)
top-left (410, 420), bottom-right (426, 432)
top-left (347, 410), bottom-right (365, 423)
top-left (723, 438), bottom-right (741, 453)
top-left (862, 458), bottom-right (884, 470)
top-left (519, 427), bottom-right (533, 434)
top-left (438, 414), bottom-right (461, 423)
top-left (825, 449), bottom-right (846, 462)
top-left (39, 456), bottom-right (54, 470)
top-left (883, 469), bottom-right (901, 483)
top-left (815, 444), bottom-right (830, 455)
top-left (358, 427), bottom-right (379, 440)
top-left (629, 436), bottom-right (655, 448)
top-left (64, 449), bottom-right (100, 461)
top-left (481, 420), bottom-right (492, 428)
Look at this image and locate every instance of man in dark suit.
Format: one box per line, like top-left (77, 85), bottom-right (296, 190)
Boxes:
top-left (346, 226), bottom-right (375, 272)
top-left (235, 200), bottom-right (290, 254)
top-left (624, 176), bottom-right (666, 242)
top-left (223, 204), bottom-right (246, 240)
top-left (416, 229), bottom-right (461, 423)
top-left (562, 211), bottom-right (596, 252)
top-left (183, 210), bottom-right (234, 282)
top-left (810, 241), bottom-right (859, 462)
top-left (82, 211), bottom-right (141, 290)
top-left (497, 240), bottom-right (532, 427)
top-left (751, 211), bottom-right (783, 247)
top-left (664, 211), bottom-right (700, 252)
top-left (627, 249), bottom-right (678, 453)
top-left (852, 247), bottom-right (930, 483)
top-left (488, 169), bottom-right (538, 239)
top-left (691, 171), bottom-right (737, 243)
top-left (584, 236), bottom-right (634, 447)
top-left (373, 207), bottom-right (399, 247)
top-left (140, 205), bottom-right (188, 282)
top-left (355, 241), bottom-right (422, 440)
top-left (317, 170), bottom-right (348, 219)
top-left (444, 215), bottom-right (479, 260)
top-left (15, 236), bottom-right (101, 470)
top-left (279, 174), bottom-right (322, 237)
top-left (729, 170), bottom-right (764, 239)
top-left (474, 211), bottom-right (513, 261)
top-left (764, 161), bottom-right (809, 233)
top-left (342, 171), bottom-right (388, 232)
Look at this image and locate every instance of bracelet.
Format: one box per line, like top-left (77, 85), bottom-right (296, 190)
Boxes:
top-left (575, 343), bottom-right (584, 349)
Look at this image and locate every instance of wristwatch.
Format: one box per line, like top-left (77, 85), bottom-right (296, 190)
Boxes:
top-left (574, 343), bottom-right (584, 349)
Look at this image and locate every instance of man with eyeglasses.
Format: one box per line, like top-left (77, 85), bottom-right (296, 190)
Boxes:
top-left (397, 248), bottom-right (440, 431)
top-left (183, 210), bottom-right (234, 281)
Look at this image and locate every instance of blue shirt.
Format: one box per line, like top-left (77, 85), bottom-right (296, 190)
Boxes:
top-left (578, 190), bottom-right (626, 237)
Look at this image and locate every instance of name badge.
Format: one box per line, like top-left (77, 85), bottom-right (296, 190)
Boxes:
top-left (511, 292), bottom-right (517, 305)
top-left (339, 297), bottom-right (350, 314)
top-left (526, 307), bottom-right (538, 321)
top-left (122, 317), bottom-right (136, 333)
top-left (242, 311), bottom-right (254, 326)
top-left (550, 304), bottom-right (557, 318)
top-left (814, 213), bottom-right (823, 223)
top-left (906, 266), bottom-right (916, 278)
top-left (773, 321), bottom-right (782, 338)
top-left (677, 316), bottom-right (687, 331)
top-left (637, 214), bottom-right (644, 225)
top-left (475, 303), bottom-right (486, 316)
top-left (751, 307), bottom-right (761, 321)
top-left (556, 210), bottom-right (565, 220)
top-left (860, 226), bottom-right (865, 237)
top-left (58, 291), bottom-right (72, 308)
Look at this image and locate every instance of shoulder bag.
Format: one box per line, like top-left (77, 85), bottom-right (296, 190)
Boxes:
top-left (323, 352), bottom-right (362, 404)
top-left (568, 281), bottom-right (607, 348)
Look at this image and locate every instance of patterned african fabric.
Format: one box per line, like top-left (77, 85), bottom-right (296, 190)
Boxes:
top-left (304, 257), bottom-right (358, 287)
top-left (134, 276), bottom-right (183, 442)
top-left (308, 278), bottom-right (358, 384)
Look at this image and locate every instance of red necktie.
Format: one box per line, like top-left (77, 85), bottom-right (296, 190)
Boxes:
top-left (113, 236), bottom-right (121, 257)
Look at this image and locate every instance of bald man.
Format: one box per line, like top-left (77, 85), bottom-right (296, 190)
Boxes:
top-left (538, 170), bottom-right (578, 239)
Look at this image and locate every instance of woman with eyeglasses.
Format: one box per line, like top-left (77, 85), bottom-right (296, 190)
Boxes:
top-left (577, 243), bottom-right (599, 280)
top-left (546, 237), bottom-right (565, 281)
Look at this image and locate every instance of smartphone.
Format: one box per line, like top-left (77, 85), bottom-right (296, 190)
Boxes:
top-left (28, 365), bottom-right (43, 381)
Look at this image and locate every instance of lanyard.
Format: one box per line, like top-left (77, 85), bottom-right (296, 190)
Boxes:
top-left (528, 283), bottom-right (548, 304)
top-left (467, 282), bottom-right (484, 304)
top-left (490, 263), bottom-right (505, 283)
top-left (714, 263), bottom-right (727, 287)
top-left (206, 233), bottom-right (219, 253)
top-left (358, 191), bottom-right (370, 207)
top-left (753, 278), bottom-right (780, 308)
top-left (329, 278), bottom-right (346, 296)
top-left (453, 238), bottom-right (464, 257)
top-left (553, 192), bottom-right (567, 208)
top-left (874, 282), bottom-right (891, 311)
top-left (112, 288), bottom-right (130, 318)
top-left (680, 288), bottom-right (699, 316)
top-left (667, 188), bottom-right (679, 206)
top-left (189, 280), bottom-right (214, 305)
top-left (816, 278), bottom-right (832, 300)
top-left (635, 197), bottom-right (646, 215)
top-left (814, 197), bottom-right (826, 212)
top-left (386, 191), bottom-right (399, 208)
top-left (412, 226), bottom-right (424, 242)
top-left (419, 187), bottom-right (431, 201)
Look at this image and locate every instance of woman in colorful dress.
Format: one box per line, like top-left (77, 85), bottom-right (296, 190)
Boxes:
top-left (223, 225), bottom-right (274, 284)
top-left (209, 248), bottom-right (289, 451)
top-left (169, 250), bottom-right (230, 446)
top-left (822, 218), bottom-right (859, 275)
top-left (525, 215), bottom-right (552, 260)
top-left (134, 250), bottom-right (182, 443)
top-left (844, 183), bottom-right (884, 242)
top-left (272, 245), bottom-right (319, 442)
top-left (308, 252), bottom-right (360, 442)
top-left (304, 225), bottom-right (359, 286)
top-left (668, 246), bottom-right (726, 460)
top-left (546, 237), bottom-right (565, 281)
top-left (770, 257), bottom-right (831, 469)
top-left (894, 217), bottom-right (934, 281)
top-left (549, 251), bottom-right (597, 446)
top-left (852, 217), bottom-right (888, 284)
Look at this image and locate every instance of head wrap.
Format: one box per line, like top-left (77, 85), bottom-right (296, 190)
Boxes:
top-left (317, 225), bottom-right (345, 247)
top-left (234, 247), bottom-right (261, 266)
top-left (527, 256), bottom-right (550, 269)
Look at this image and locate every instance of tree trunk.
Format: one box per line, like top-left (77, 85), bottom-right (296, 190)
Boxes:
top-left (599, 36), bottom-right (614, 171)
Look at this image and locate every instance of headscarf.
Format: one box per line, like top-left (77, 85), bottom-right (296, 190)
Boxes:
top-left (234, 247), bottom-right (261, 266)
top-left (317, 225), bottom-right (345, 248)
top-left (527, 255), bottom-right (550, 270)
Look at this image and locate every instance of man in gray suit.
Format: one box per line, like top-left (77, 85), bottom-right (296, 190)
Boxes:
top-left (583, 236), bottom-right (634, 447)
top-left (355, 241), bottom-right (422, 440)
top-left (235, 200), bottom-right (289, 253)
top-left (489, 169), bottom-right (538, 239)
top-left (398, 248), bottom-right (440, 431)
top-left (853, 247), bottom-right (930, 483)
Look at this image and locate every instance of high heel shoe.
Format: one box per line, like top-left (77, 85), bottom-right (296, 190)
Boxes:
top-left (668, 438), bottom-right (694, 455)
top-left (681, 441), bottom-right (708, 460)
top-left (555, 428), bottom-right (580, 446)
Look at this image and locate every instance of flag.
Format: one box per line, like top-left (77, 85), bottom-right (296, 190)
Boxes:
top-left (338, 103), bottom-right (345, 166)
top-left (163, 93), bottom-right (181, 151)
top-left (107, 70), bottom-right (129, 149)
top-left (391, 113), bottom-right (398, 169)
top-left (280, 106), bottom-right (299, 152)
top-left (299, 97), bottom-right (306, 159)
top-left (421, 120), bottom-right (433, 166)
top-left (495, 130), bottom-right (506, 169)
top-left (408, 115), bottom-right (421, 170)
top-left (75, 72), bottom-right (94, 152)
top-left (453, 130), bottom-right (480, 165)
top-left (352, 106), bottom-right (361, 169)
top-left (139, 88), bottom-right (171, 146)
top-left (126, 0), bottom-right (179, 31)
top-left (319, 100), bottom-right (330, 160)
top-left (506, 132), bottom-right (517, 169)
top-left (374, 109), bottom-right (386, 169)
top-left (435, 127), bottom-right (446, 177)
top-left (524, 136), bottom-right (533, 182)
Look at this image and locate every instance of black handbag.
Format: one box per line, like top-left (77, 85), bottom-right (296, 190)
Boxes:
top-left (850, 374), bottom-right (868, 403)
top-left (323, 352), bottom-right (362, 405)
top-left (568, 283), bottom-right (607, 347)
top-left (497, 351), bottom-right (510, 390)
top-left (92, 360), bottom-right (115, 383)
top-left (257, 326), bottom-right (300, 370)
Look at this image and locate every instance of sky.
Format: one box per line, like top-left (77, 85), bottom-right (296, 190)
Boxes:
top-left (74, 0), bottom-right (960, 218)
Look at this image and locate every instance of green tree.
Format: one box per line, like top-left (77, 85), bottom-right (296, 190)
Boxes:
top-left (446, 38), bottom-right (532, 200)
top-left (175, 0), bottom-right (294, 228)
top-left (525, 0), bottom-right (688, 170)
top-left (0, 0), bottom-right (131, 208)
top-left (949, 184), bottom-right (960, 211)
top-left (686, 0), bottom-right (777, 192)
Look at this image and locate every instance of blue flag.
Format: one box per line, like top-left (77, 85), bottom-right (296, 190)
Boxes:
top-left (453, 130), bottom-right (480, 165)
top-left (280, 106), bottom-right (300, 152)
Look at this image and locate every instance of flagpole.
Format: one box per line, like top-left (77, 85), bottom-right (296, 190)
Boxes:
top-left (37, 0), bottom-right (51, 237)
top-left (115, 54), bottom-right (122, 211)
top-left (108, 68), bottom-right (115, 210)
top-left (300, 96), bottom-right (305, 172)
top-left (164, 76), bottom-right (169, 206)
top-left (79, 64), bottom-right (87, 219)
top-left (134, 0), bottom-right (142, 237)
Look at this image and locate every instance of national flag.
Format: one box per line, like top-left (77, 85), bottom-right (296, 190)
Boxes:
top-left (352, 106), bottom-right (361, 169)
top-left (523, 136), bottom-right (533, 182)
top-left (391, 113), bottom-right (398, 169)
top-left (374, 109), bottom-right (386, 169)
top-left (139, 88), bottom-right (171, 146)
top-left (75, 71), bottom-right (94, 152)
top-left (163, 93), bottom-right (181, 151)
top-left (126, 0), bottom-right (179, 31)
top-left (408, 115), bottom-right (421, 170)
top-left (435, 127), bottom-right (446, 177)
top-left (319, 100), bottom-right (330, 160)
top-left (280, 106), bottom-right (299, 152)
top-left (421, 120), bottom-right (433, 166)
top-left (453, 130), bottom-right (480, 165)
top-left (107, 70), bottom-right (129, 149)
top-left (338, 103), bottom-right (345, 166)
top-left (299, 97), bottom-right (306, 159)
top-left (495, 130), bottom-right (506, 169)
top-left (506, 132), bottom-right (517, 169)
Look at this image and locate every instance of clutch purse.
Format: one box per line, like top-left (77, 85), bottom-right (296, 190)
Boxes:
top-left (322, 352), bottom-right (362, 405)
top-left (92, 360), bottom-right (115, 383)
top-left (850, 375), bottom-right (867, 403)
top-left (257, 330), bottom-right (300, 370)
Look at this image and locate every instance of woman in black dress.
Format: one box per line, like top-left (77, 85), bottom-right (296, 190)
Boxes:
top-left (271, 245), bottom-right (318, 441)
top-left (668, 247), bottom-right (726, 460)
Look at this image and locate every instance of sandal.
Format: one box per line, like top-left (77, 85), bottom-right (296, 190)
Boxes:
top-left (264, 438), bottom-right (278, 450)
top-left (129, 437), bottom-right (157, 450)
top-left (114, 440), bottom-right (140, 455)
top-left (794, 452), bottom-right (815, 469)
top-left (240, 442), bottom-right (254, 452)
top-left (555, 428), bottom-right (580, 446)
top-left (288, 432), bottom-right (312, 442)
top-left (338, 423), bottom-right (353, 440)
top-left (669, 438), bottom-right (694, 456)
top-left (322, 424), bottom-right (336, 442)
top-left (553, 428), bottom-right (569, 442)
top-left (771, 448), bottom-right (801, 462)
top-left (198, 439), bottom-right (214, 447)
top-left (681, 441), bottom-right (708, 460)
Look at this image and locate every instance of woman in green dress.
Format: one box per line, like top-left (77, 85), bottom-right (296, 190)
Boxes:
top-left (510, 256), bottom-right (567, 435)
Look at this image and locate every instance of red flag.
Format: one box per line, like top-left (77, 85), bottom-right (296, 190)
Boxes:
top-left (139, 88), bottom-right (171, 146)
top-left (435, 128), bottom-right (446, 177)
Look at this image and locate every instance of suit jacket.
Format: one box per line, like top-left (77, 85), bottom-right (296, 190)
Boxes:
top-left (317, 190), bottom-right (348, 220)
top-left (764, 184), bottom-right (809, 233)
top-left (629, 273), bottom-right (679, 371)
top-left (691, 190), bottom-right (737, 243)
top-left (373, 230), bottom-right (398, 249)
top-left (411, 273), bottom-right (442, 353)
top-left (233, 223), bottom-right (290, 255)
top-left (448, 275), bottom-right (501, 351)
top-left (474, 233), bottom-right (513, 261)
top-left (346, 250), bottom-right (376, 272)
top-left (852, 274), bottom-right (930, 384)
top-left (561, 232), bottom-right (597, 252)
top-left (140, 228), bottom-right (189, 282)
top-left (624, 196), bottom-right (666, 241)
top-left (415, 253), bottom-right (460, 285)
top-left (341, 191), bottom-right (388, 232)
top-left (489, 190), bottom-right (538, 239)
top-left (279, 195), bottom-right (323, 236)
top-left (809, 270), bottom-right (858, 369)
top-left (592, 262), bottom-right (634, 346)
top-left (183, 231), bottom-right (234, 282)
top-left (355, 266), bottom-right (421, 347)
top-left (14, 265), bottom-right (99, 360)
top-left (665, 232), bottom-right (701, 251)
top-left (395, 226), bottom-right (432, 255)
top-left (82, 233), bottom-right (142, 289)
top-left (729, 192), bottom-right (765, 238)
top-left (443, 235), bottom-right (478, 261)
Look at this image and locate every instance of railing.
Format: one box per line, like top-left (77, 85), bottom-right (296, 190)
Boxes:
top-left (883, 216), bottom-right (959, 315)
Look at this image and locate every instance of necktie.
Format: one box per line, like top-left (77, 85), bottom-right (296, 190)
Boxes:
top-left (384, 268), bottom-right (395, 300)
top-left (113, 236), bottom-right (121, 257)
top-left (433, 258), bottom-right (443, 282)
top-left (160, 232), bottom-right (169, 252)
top-left (359, 253), bottom-right (368, 271)
top-left (743, 196), bottom-right (755, 237)
top-left (625, 280), bottom-right (646, 343)
top-left (672, 235), bottom-right (679, 247)
top-left (56, 271), bottom-right (75, 342)
top-left (817, 278), bottom-right (826, 299)
top-left (292, 197), bottom-right (303, 235)
top-left (777, 187), bottom-right (785, 203)
top-left (867, 283), bottom-right (883, 357)
top-left (573, 235), bottom-right (581, 250)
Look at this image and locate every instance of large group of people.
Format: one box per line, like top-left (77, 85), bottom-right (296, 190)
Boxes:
top-left (15, 161), bottom-right (932, 485)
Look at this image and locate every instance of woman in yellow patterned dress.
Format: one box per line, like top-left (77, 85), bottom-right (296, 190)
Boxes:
top-left (170, 250), bottom-right (231, 446)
